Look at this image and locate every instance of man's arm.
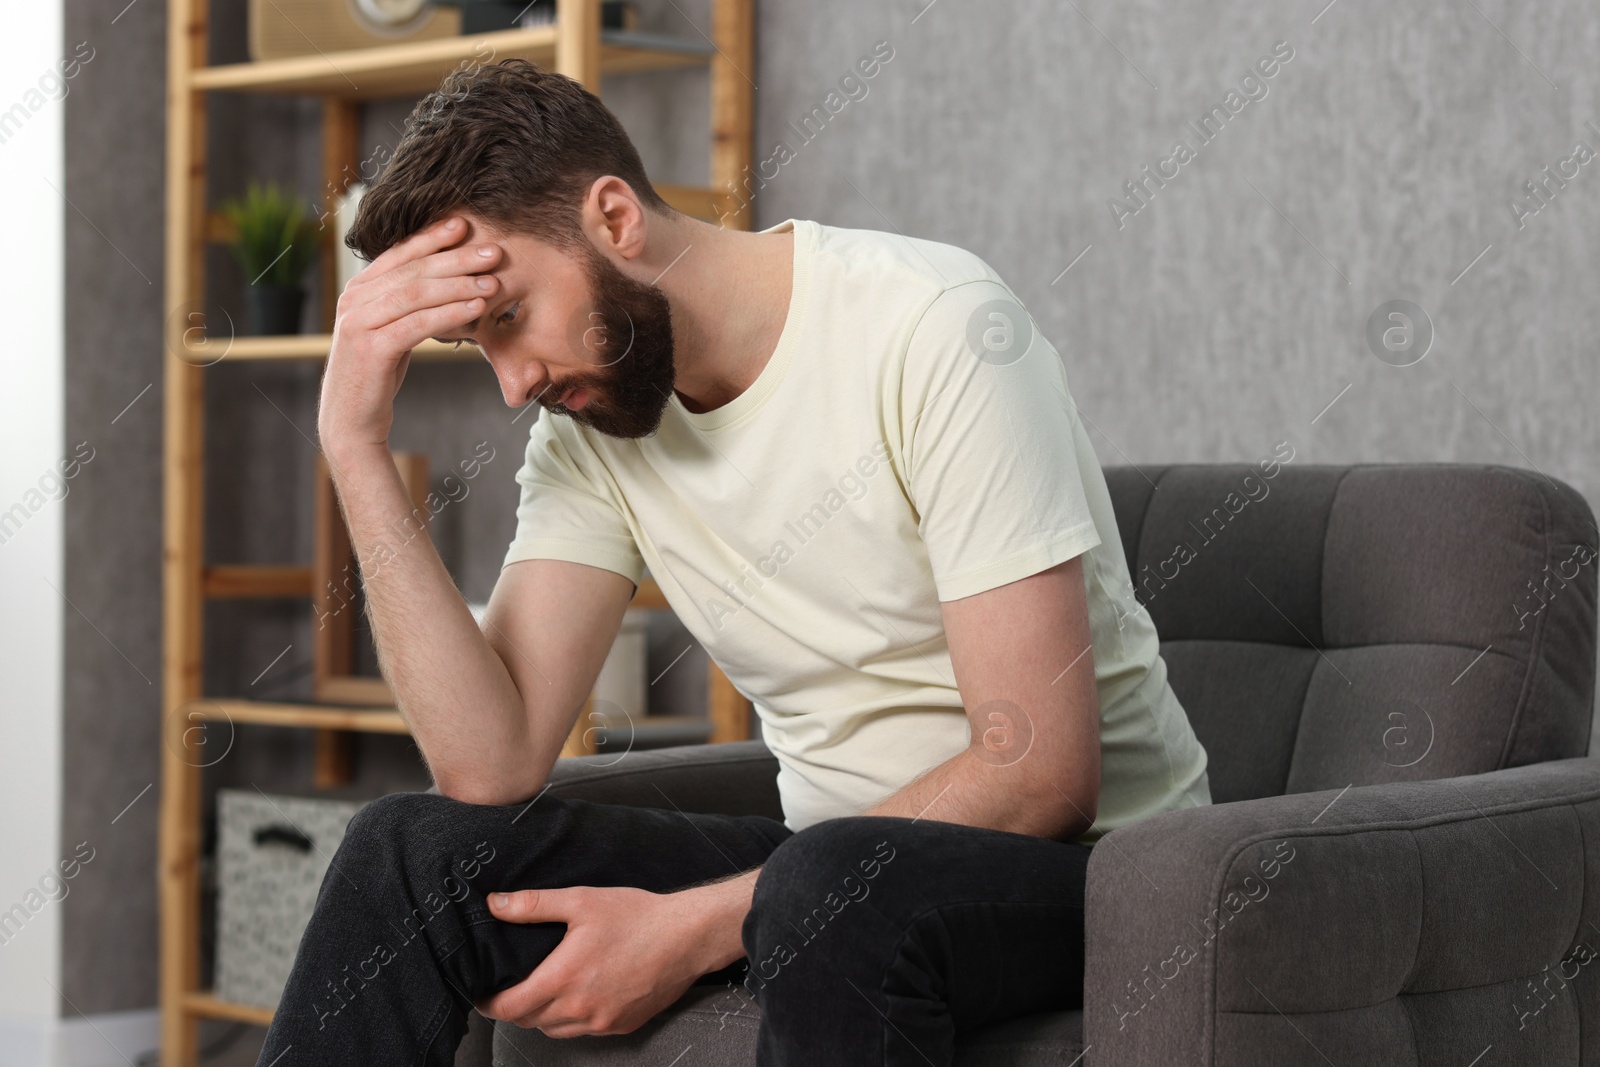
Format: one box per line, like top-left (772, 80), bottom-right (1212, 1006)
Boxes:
top-left (318, 215), bottom-right (635, 805)
top-left (477, 558), bottom-right (1101, 1027)
top-left (683, 555), bottom-right (1102, 972)
top-left (867, 553), bottom-right (1101, 836)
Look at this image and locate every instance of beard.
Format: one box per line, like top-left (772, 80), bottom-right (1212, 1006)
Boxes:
top-left (539, 241), bottom-right (678, 439)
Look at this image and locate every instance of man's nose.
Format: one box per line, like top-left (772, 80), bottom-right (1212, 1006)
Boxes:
top-left (490, 352), bottom-right (549, 409)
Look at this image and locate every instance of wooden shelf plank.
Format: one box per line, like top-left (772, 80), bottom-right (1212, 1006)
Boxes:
top-left (196, 699), bottom-right (410, 734)
top-left (178, 334), bottom-right (469, 364)
top-left (188, 27), bottom-right (711, 99)
top-left (201, 565), bottom-right (311, 599)
top-left (182, 991), bottom-right (274, 1027)
top-left (314, 676), bottom-right (394, 707)
top-left (192, 694), bottom-right (704, 740)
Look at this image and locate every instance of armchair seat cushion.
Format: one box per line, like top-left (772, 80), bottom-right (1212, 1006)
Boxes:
top-left (491, 985), bottom-right (1085, 1066)
top-left (1082, 757), bottom-right (1600, 1065)
top-left (543, 738), bottom-right (785, 820)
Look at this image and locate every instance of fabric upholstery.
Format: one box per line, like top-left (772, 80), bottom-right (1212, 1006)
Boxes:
top-left (492, 986), bottom-right (1087, 1066)
top-left (1080, 757), bottom-right (1600, 1066)
top-left (458, 463), bottom-right (1599, 1066)
top-left (539, 737), bottom-right (785, 821)
top-left (1104, 463), bottom-right (1597, 804)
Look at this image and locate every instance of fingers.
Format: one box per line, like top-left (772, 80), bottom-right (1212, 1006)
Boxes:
top-left (364, 272), bottom-right (498, 326)
top-left (488, 886), bottom-right (582, 923)
top-left (363, 241), bottom-right (501, 291)
top-left (478, 950), bottom-right (563, 1026)
top-left (342, 258), bottom-right (500, 338)
top-left (409, 240), bottom-right (502, 280)
top-left (477, 888), bottom-right (624, 1034)
top-left (336, 274), bottom-right (493, 343)
top-left (479, 979), bottom-right (554, 1024)
top-left (353, 217), bottom-right (503, 292)
top-left (476, 888), bottom-right (577, 1023)
top-left (356, 214), bottom-right (470, 282)
top-left (370, 296), bottom-right (486, 354)
top-left (338, 215), bottom-right (504, 344)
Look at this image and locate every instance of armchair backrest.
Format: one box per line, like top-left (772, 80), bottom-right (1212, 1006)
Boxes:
top-left (1103, 463), bottom-right (1597, 804)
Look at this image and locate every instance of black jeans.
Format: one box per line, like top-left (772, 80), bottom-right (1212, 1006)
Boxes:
top-left (255, 789), bottom-right (1092, 1066)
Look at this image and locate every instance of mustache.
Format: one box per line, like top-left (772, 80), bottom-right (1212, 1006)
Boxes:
top-left (543, 378), bottom-right (605, 411)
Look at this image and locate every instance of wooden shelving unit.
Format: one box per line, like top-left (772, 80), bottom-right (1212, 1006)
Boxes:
top-left (159, 1), bottom-right (755, 1061)
top-left (190, 25), bottom-right (714, 96)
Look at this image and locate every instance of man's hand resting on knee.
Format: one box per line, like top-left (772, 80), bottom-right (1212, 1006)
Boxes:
top-left (475, 883), bottom-right (743, 1037)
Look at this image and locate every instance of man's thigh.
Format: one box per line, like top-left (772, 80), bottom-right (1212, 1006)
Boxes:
top-left (333, 789), bottom-right (791, 996)
top-left (743, 815), bottom-right (1091, 1039)
top-left (378, 789), bottom-right (790, 887)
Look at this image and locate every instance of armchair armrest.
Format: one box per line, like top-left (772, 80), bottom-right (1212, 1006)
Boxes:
top-left (1082, 758), bottom-right (1600, 1066)
top-left (544, 739), bottom-right (783, 821)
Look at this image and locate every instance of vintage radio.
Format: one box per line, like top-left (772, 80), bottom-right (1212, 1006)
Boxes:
top-left (249, 0), bottom-right (636, 62)
top-left (249, 0), bottom-right (462, 61)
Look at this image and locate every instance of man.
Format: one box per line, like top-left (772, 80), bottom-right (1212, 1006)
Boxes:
top-left (257, 58), bottom-right (1209, 1066)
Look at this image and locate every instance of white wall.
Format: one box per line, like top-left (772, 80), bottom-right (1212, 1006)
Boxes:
top-left (0, 0), bottom-right (67, 1057)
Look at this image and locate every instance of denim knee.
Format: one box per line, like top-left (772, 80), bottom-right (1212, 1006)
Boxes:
top-left (341, 792), bottom-right (444, 860)
top-left (742, 818), bottom-right (905, 982)
top-left (336, 792), bottom-right (498, 900)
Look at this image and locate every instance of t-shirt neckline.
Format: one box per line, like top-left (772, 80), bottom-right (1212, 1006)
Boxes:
top-left (668, 217), bottom-right (813, 434)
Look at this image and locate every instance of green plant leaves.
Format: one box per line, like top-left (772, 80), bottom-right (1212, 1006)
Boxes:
top-left (217, 181), bottom-right (320, 288)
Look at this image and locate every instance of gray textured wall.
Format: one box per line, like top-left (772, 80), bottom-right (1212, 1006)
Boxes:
top-left (60, 0), bottom-right (169, 1018)
top-left (60, 0), bottom-right (1599, 1014)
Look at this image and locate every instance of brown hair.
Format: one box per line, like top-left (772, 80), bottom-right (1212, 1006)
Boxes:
top-left (344, 57), bottom-right (676, 261)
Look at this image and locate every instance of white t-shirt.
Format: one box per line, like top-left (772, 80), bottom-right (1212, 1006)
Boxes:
top-left (502, 217), bottom-right (1211, 839)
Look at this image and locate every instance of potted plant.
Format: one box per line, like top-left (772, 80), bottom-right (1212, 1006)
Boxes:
top-left (218, 181), bottom-right (319, 336)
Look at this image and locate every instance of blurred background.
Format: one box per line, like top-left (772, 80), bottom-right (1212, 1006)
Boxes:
top-left (1, 0), bottom-right (1596, 1062)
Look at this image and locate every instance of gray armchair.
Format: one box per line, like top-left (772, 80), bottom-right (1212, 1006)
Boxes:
top-left (458, 463), bottom-right (1599, 1066)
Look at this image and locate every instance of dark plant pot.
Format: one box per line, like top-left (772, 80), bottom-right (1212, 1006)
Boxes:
top-left (245, 284), bottom-right (305, 336)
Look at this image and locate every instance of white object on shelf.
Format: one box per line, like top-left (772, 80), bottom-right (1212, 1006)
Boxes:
top-left (592, 611), bottom-right (649, 724)
top-left (468, 600), bottom-right (649, 724)
top-left (334, 182), bottom-right (369, 297)
top-left (351, 0), bottom-right (432, 31)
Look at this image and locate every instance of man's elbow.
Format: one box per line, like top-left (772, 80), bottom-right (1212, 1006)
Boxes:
top-left (1034, 772), bottom-right (1099, 840)
top-left (434, 779), bottom-right (504, 807)
top-left (433, 771), bottom-right (545, 808)
top-left (1046, 795), bottom-right (1098, 841)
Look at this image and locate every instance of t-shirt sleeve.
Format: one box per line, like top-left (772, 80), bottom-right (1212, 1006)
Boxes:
top-left (501, 412), bottom-right (646, 586)
top-left (899, 278), bottom-right (1103, 602)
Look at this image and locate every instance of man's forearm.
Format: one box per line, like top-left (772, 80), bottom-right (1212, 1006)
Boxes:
top-left (681, 867), bottom-right (761, 972)
top-left (323, 441), bottom-right (534, 801)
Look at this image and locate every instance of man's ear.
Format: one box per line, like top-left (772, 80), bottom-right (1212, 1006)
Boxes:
top-left (586, 176), bottom-right (651, 261)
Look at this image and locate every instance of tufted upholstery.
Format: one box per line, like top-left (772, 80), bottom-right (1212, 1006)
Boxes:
top-left (1102, 463), bottom-right (1596, 804)
top-left (1086, 463), bottom-right (1600, 1065)
top-left (1081, 757), bottom-right (1600, 1065)
top-left (469, 462), bottom-right (1599, 1067)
